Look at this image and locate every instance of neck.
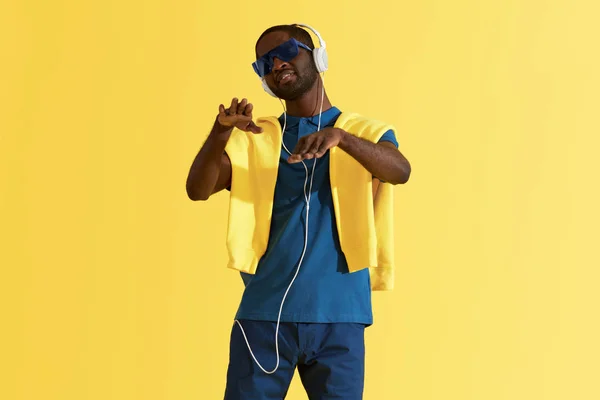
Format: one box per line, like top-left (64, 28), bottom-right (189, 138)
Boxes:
top-left (284, 76), bottom-right (332, 117)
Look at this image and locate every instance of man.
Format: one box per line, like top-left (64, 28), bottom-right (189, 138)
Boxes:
top-left (186, 24), bottom-right (411, 400)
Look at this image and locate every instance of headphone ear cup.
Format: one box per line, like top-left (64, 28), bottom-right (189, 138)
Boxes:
top-left (262, 78), bottom-right (277, 97)
top-left (313, 47), bottom-right (328, 73)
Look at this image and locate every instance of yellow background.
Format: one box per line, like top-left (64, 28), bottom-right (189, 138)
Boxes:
top-left (2, 0), bottom-right (599, 399)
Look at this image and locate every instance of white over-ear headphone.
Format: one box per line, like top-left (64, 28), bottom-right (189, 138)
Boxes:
top-left (261, 23), bottom-right (328, 97)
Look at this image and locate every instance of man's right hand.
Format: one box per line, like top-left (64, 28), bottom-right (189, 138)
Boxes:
top-left (217, 97), bottom-right (263, 134)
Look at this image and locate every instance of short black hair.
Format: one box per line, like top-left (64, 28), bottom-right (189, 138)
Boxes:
top-left (255, 24), bottom-right (315, 57)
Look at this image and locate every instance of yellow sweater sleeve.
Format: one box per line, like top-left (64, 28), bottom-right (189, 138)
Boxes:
top-left (332, 112), bottom-right (397, 291)
top-left (223, 117), bottom-right (281, 274)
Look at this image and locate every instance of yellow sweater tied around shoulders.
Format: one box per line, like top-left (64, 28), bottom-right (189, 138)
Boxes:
top-left (224, 112), bottom-right (397, 291)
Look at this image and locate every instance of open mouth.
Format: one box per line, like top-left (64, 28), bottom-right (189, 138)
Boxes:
top-left (278, 71), bottom-right (295, 85)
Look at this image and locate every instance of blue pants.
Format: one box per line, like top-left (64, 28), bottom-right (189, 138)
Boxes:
top-left (224, 320), bottom-right (366, 400)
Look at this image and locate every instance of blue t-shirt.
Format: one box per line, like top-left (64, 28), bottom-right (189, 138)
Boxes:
top-left (233, 106), bottom-right (399, 326)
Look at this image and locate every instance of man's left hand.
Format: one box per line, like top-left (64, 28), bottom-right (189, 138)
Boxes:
top-left (288, 127), bottom-right (346, 164)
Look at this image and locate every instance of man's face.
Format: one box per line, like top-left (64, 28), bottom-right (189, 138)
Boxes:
top-left (255, 31), bottom-right (318, 100)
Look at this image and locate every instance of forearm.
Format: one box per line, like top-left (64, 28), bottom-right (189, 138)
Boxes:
top-left (186, 118), bottom-right (232, 200)
top-left (338, 129), bottom-right (411, 184)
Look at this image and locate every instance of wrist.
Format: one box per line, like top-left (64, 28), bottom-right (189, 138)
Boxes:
top-left (337, 128), bottom-right (350, 148)
top-left (212, 117), bottom-right (234, 138)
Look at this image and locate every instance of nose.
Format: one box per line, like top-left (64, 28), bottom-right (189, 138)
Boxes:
top-left (272, 57), bottom-right (289, 71)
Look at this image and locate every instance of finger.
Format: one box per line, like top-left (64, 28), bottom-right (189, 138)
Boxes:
top-left (288, 153), bottom-right (311, 163)
top-left (289, 137), bottom-right (314, 163)
top-left (237, 98), bottom-right (247, 114)
top-left (244, 102), bottom-right (253, 116)
top-left (218, 105), bottom-right (229, 121)
top-left (314, 147), bottom-right (329, 158)
top-left (229, 98), bottom-right (239, 114)
top-left (290, 137), bottom-right (306, 155)
top-left (287, 154), bottom-right (303, 163)
top-left (293, 136), bottom-right (314, 156)
top-left (305, 136), bottom-right (324, 159)
top-left (315, 140), bottom-right (333, 158)
top-left (288, 137), bottom-right (305, 163)
top-left (248, 121), bottom-right (263, 134)
top-left (218, 104), bottom-right (234, 126)
top-left (299, 136), bottom-right (318, 159)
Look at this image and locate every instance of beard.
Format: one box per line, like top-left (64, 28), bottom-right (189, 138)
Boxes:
top-left (270, 65), bottom-right (319, 101)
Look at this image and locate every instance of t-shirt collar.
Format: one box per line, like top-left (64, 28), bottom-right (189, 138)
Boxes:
top-left (278, 106), bottom-right (341, 130)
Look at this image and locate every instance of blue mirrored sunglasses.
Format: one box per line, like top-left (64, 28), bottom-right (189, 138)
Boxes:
top-left (252, 38), bottom-right (312, 78)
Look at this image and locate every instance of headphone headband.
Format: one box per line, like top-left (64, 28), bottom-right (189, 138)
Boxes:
top-left (292, 23), bottom-right (326, 49)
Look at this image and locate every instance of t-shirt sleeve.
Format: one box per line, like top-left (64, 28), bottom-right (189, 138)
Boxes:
top-left (377, 129), bottom-right (399, 148)
top-left (374, 129), bottom-right (399, 182)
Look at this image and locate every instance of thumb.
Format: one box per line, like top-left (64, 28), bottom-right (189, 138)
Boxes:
top-left (248, 121), bottom-right (263, 134)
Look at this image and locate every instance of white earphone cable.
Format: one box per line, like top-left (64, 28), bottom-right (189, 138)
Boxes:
top-left (234, 72), bottom-right (326, 374)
